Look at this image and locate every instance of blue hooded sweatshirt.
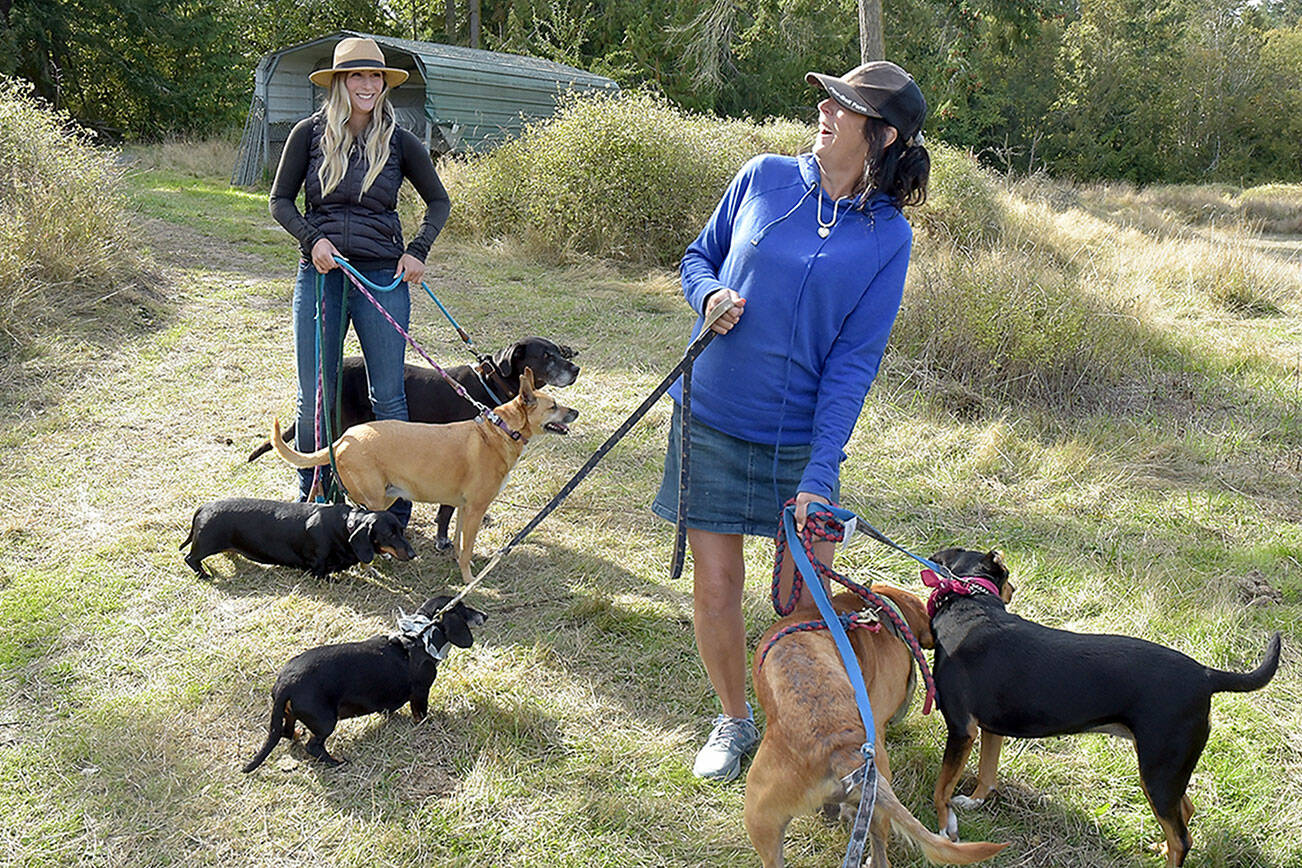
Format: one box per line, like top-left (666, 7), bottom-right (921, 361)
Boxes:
top-left (671, 152), bottom-right (911, 501)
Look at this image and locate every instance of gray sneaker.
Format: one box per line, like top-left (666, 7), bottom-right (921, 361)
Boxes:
top-left (692, 713), bottom-right (760, 782)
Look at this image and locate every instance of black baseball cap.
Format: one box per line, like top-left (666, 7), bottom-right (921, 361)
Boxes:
top-left (806, 61), bottom-right (927, 143)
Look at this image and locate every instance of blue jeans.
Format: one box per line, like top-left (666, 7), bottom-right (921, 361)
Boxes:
top-left (292, 261), bottom-right (411, 523)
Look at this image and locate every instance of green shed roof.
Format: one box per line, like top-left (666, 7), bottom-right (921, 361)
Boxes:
top-left (262, 30), bottom-right (618, 153)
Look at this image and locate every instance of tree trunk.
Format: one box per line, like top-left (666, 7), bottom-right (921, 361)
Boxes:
top-left (859, 0), bottom-right (884, 63)
top-left (469, 0), bottom-right (481, 49)
top-left (445, 0), bottom-right (456, 41)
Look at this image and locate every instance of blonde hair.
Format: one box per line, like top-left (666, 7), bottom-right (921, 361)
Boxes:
top-left (317, 74), bottom-right (397, 198)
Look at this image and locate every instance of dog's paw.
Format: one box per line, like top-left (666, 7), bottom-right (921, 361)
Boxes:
top-left (943, 809), bottom-right (960, 842)
top-left (950, 794), bottom-right (987, 811)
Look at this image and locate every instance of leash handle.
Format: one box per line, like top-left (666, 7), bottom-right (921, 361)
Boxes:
top-left (700, 294), bottom-right (735, 333)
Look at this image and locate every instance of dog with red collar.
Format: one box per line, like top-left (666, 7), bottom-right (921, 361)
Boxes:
top-left (925, 547), bottom-right (1281, 867)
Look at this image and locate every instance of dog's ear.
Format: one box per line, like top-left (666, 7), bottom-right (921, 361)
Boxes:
top-left (348, 516), bottom-right (376, 563)
top-left (519, 367), bottom-right (537, 407)
top-left (418, 595), bottom-right (453, 617)
top-left (985, 550), bottom-right (1015, 602)
top-left (874, 585), bottom-right (934, 649)
top-left (497, 342), bottom-right (527, 379)
top-left (441, 609), bottom-right (475, 648)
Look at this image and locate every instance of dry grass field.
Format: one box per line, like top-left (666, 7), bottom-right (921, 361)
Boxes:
top-left (0, 126), bottom-right (1298, 867)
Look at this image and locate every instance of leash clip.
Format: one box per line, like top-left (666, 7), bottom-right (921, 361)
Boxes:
top-left (839, 514), bottom-right (857, 549)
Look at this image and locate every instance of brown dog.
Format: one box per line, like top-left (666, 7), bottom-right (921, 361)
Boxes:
top-left (272, 368), bottom-right (577, 583)
top-left (746, 586), bottom-right (1008, 868)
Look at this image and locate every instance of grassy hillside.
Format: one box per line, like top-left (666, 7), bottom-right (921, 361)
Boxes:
top-left (0, 118), bottom-right (1298, 867)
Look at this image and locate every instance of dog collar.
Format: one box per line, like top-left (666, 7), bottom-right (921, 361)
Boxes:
top-left (392, 610), bottom-right (451, 659)
top-left (920, 568), bottom-right (1001, 619)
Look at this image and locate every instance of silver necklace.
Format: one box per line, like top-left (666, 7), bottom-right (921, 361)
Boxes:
top-left (816, 191), bottom-right (839, 238)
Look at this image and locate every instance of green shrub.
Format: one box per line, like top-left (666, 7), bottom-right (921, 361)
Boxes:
top-left (0, 76), bottom-right (140, 351)
top-left (913, 143), bottom-right (1006, 246)
top-left (442, 91), bottom-right (810, 265)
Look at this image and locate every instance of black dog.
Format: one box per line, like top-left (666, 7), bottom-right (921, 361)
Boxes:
top-left (242, 595), bottom-right (487, 771)
top-left (247, 336), bottom-right (580, 549)
top-left (926, 547), bottom-right (1282, 867)
top-left (181, 497), bottom-right (415, 579)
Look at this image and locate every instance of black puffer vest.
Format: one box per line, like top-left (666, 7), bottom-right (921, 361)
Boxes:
top-left (302, 113), bottom-right (407, 267)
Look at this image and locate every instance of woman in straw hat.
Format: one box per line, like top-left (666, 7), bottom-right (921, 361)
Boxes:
top-left (270, 36), bottom-right (450, 521)
top-left (650, 60), bottom-right (930, 782)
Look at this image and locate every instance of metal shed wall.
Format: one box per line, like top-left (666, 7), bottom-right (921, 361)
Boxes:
top-left (232, 31), bottom-right (618, 185)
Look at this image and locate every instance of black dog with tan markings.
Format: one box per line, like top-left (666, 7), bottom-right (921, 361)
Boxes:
top-left (926, 547), bottom-right (1282, 867)
top-left (181, 497), bottom-right (414, 579)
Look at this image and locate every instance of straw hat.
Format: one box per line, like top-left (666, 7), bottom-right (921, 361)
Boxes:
top-left (309, 37), bottom-right (409, 88)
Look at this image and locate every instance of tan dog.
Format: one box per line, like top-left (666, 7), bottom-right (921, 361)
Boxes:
top-left (746, 586), bottom-right (1008, 868)
top-left (272, 368), bottom-right (577, 583)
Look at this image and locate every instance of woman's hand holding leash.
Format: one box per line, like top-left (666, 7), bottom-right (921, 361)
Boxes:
top-left (794, 491), bottom-right (830, 531)
top-left (396, 253), bottom-right (426, 286)
top-left (311, 237), bottom-right (342, 273)
top-left (705, 289), bottom-right (745, 334)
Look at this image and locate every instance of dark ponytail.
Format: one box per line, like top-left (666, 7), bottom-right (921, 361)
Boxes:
top-left (860, 116), bottom-right (930, 209)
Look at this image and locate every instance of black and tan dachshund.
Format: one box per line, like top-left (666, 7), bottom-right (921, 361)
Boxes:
top-left (242, 595), bottom-right (487, 771)
top-left (247, 336), bottom-right (579, 550)
top-left (926, 547), bottom-right (1281, 867)
top-left (182, 497), bottom-right (414, 579)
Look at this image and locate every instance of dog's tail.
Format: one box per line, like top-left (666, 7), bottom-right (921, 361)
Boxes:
top-left (247, 420), bottom-right (296, 463)
top-left (1207, 632), bottom-right (1282, 694)
top-left (876, 776), bottom-right (1008, 865)
top-left (242, 693), bottom-right (289, 773)
top-left (270, 417), bottom-right (331, 469)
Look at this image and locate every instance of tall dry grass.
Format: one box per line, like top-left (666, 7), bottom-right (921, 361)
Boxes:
top-left (0, 76), bottom-right (147, 355)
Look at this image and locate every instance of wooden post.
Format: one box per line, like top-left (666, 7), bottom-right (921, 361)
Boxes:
top-left (858, 0), bottom-right (884, 63)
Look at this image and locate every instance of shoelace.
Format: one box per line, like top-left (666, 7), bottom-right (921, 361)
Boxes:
top-left (703, 715), bottom-right (754, 749)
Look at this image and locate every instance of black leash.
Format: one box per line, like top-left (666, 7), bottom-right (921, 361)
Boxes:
top-left (435, 298), bottom-right (734, 615)
top-left (672, 352), bottom-right (694, 579)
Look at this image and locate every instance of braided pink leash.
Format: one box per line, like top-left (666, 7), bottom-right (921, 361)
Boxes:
top-left (338, 264), bottom-right (522, 442)
top-left (769, 500), bottom-right (936, 715)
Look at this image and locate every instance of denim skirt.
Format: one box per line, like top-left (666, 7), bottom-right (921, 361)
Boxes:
top-left (651, 403), bottom-right (838, 538)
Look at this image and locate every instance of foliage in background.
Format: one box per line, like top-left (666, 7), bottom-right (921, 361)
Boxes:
top-left (0, 76), bottom-right (145, 356)
top-left (0, 0), bottom-right (248, 138)
top-left (3, 0), bottom-right (1300, 182)
top-left (440, 91), bottom-right (810, 264)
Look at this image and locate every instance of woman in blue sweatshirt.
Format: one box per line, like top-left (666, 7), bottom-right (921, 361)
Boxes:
top-left (651, 61), bottom-right (931, 781)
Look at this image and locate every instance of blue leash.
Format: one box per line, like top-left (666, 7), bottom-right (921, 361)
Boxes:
top-left (848, 514), bottom-right (961, 583)
top-left (333, 256), bottom-right (508, 404)
top-left (783, 503), bottom-right (878, 868)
